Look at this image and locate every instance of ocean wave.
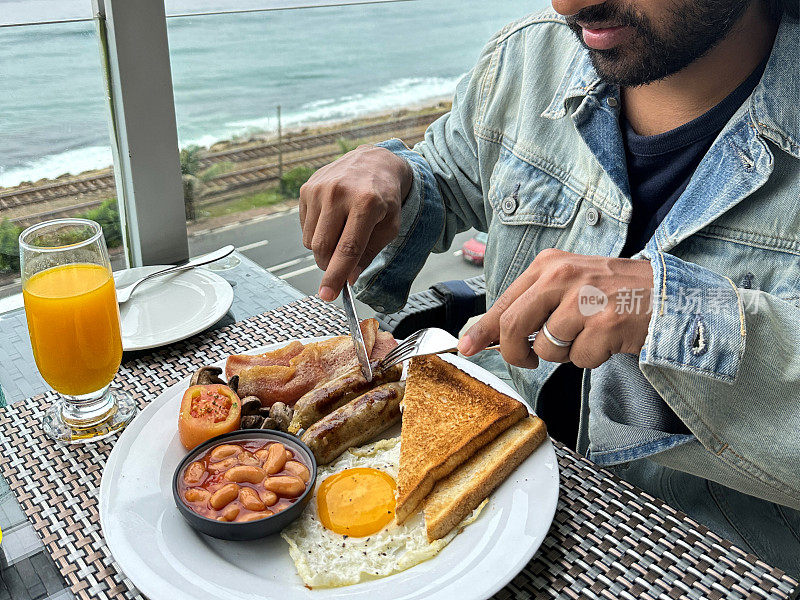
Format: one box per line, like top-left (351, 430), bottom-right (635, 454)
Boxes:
top-left (1, 75), bottom-right (459, 188)
top-left (224, 75), bottom-right (461, 137)
top-left (0, 145), bottom-right (113, 188)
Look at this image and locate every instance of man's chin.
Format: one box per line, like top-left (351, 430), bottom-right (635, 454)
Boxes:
top-left (587, 48), bottom-right (674, 87)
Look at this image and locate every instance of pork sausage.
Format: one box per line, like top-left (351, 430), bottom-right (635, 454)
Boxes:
top-left (301, 381), bottom-right (404, 464)
top-left (288, 362), bottom-right (401, 434)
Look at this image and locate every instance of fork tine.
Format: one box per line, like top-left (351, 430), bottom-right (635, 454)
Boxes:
top-left (378, 345), bottom-right (413, 369)
top-left (376, 328), bottom-right (434, 369)
top-left (387, 345), bottom-right (416, 363)
top-left (396, 330), bottom-right (424, 346)
top-left (380, 343), bottom-right (420, 368)
top-left (380, 343), bottom-right (412, 365)
top-left (379, 352), bottom-right (406, 370)
top-left (380, 332), bottom-right (421, 361)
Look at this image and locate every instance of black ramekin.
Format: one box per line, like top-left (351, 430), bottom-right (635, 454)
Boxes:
top-left (172, 429), bottom-right (317, 541)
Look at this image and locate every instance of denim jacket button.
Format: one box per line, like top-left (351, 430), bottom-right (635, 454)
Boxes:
top-left (501, 197), bottom-right (517, 215)
top-left (606, 97), bottom-right (618, 108)
top-left (586, 206), bottom-right (600, 226)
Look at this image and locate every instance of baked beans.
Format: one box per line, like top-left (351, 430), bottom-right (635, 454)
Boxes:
top-left (178, 440), bottom-right (310, 523)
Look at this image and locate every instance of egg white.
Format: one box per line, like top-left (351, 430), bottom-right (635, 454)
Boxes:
top-left (281, 436), bottom-right (483, 588)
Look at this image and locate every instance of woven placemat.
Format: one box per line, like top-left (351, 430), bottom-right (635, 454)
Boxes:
top-left (0, 296), bottom-right (796, 599)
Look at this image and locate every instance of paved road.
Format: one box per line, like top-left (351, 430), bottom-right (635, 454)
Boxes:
top-left (189, 206), bottom-right (483, 316)
top-left (0, 206), bottom-right (483, 315)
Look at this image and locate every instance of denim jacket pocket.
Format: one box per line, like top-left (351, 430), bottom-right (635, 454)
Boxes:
top-left (487, 148), bottom-right (582, 228)
top-left (485, 149), bottom-right (583, 298)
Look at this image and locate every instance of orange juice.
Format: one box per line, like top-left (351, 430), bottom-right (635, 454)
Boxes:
top-left (23, 263), bottom-right (122, 396)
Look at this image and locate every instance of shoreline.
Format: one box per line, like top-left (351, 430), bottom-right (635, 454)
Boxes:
top-left (1, 97), bottom-right (452, 193)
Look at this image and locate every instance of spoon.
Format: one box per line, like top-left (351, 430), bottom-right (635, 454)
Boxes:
top-left (115, 245), bottom-right (235, 303)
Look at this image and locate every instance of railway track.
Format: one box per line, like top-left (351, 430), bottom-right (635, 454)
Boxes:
top-left (9, 129), bottom-right (429, 228)
top-left (1, 111), bottom-right (445, 217)
top-left (196, 111), bottom-right (442, 168)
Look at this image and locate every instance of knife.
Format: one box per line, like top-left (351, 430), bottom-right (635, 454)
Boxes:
top-left (341, 282), bottom-right (373, 382)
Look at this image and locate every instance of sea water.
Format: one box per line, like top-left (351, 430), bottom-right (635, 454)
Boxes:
top-left (0, 0), bottom-right (547, 187)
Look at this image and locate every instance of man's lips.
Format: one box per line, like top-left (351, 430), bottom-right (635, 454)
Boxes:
top-left (577, 22), bottom-right (633, 50)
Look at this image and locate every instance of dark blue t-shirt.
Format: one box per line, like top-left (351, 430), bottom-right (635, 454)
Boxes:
top-left (619, 59), bottom-right (767, 258)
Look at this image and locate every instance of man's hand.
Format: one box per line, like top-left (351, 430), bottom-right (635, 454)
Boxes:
top-left (299, 144), bottom-right (413, 301)
top-left (458, 249), bottom-right (654, 369)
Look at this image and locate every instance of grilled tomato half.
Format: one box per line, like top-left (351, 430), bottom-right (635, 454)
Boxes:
top-left (179, 384), bottom-right (241, 450)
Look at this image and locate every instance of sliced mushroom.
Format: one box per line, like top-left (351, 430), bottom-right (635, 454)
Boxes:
top-left (269, 402), bottom-right (294, 433)
top-left (260, 417), bottom-right (279, 430)
top-left (241, 415), bottom-right (264, 429)
top-left (258, 407), bottom-right (272, 419)
top-left (227, 375), bottom-right (239, 394)
top-left (240, 396), bottom-right (263, 416)
top-left (190, 366), bottom-right (226, 386)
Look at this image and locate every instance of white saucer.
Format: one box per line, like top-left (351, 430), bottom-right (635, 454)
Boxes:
top-left (113, 266), bottom-right (234, 351)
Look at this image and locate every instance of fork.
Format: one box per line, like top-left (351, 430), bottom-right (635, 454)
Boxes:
top-left (378, 327), bottom-right (537, 370)
top-left (115, 245), bottom-right (234, 303)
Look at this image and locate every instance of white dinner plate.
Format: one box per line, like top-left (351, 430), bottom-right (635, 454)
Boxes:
top-left (113, 266), bottom-right (234, 352)
top-left (100, 338), bottom-right (560, 600)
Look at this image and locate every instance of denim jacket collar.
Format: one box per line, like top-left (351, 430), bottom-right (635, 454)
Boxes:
top-left (540, 15), bottom-right (798, 255)
top-left (541, 44), bottom-right (605, 120)
top-left (750, 17), bottom-right (800, 159)
top-left (541, 15), bottom-right (800, 162)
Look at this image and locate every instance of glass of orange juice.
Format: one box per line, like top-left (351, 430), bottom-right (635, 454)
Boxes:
top-left (19, 218), bottom-right (137, 443)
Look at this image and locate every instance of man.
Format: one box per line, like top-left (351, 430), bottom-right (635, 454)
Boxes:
top-left (299, 0), bottom-right (800, 574)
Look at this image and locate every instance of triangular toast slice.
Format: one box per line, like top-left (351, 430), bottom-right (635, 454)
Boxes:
top-left (395, 354), bottom-right (528, 524)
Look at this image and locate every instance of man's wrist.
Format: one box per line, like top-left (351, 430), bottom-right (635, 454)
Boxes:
top-left (381, 146), bottom-right (413, 203)
top-left (374, 139), bottom-right (415, 204)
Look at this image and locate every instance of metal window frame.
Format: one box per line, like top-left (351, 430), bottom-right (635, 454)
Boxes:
top-left (92, 0), bottom-right (189, 267)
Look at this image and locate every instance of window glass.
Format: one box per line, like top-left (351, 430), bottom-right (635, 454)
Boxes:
top-left (169, 0), bottom-right (547, 298)
top-left (0, 20), bottom-right (124, 301)
top-left (0, 0), bottom-right (91, 27)
top-left (164, 0), bottom-right (407, 16)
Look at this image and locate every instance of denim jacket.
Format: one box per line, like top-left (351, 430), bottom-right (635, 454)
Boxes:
top-left (355, 11), bottom-right (800, 511)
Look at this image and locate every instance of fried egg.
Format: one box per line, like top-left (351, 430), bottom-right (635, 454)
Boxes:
top-left (281, 437), bottom-right (483, 588)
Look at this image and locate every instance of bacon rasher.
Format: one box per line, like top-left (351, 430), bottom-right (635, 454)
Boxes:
top-left (225, 318), bottom-right (397, 407)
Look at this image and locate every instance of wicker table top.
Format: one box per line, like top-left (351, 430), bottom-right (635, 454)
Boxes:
top-left (0, 252), bottom-right (303, 599)
top-left (0, 295), bottom-right (798, 600)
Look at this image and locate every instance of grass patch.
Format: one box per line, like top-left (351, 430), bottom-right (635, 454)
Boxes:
top-left (200, 188), bottom-right (286, 219)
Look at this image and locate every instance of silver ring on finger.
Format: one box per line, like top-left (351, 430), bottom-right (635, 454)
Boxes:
top-left (541, 321), bottom-right (572, 348)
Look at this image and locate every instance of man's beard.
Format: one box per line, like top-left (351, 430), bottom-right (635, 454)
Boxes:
top-left (565, 0), bottom-right (751, 87)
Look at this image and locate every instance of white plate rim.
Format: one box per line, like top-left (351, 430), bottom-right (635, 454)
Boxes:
top-left (100, 337), bottom-right (559, 600)
top-left (114, 266), bottom-right (234, 352)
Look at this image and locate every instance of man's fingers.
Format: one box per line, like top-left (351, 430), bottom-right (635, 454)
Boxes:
top-left (319, 212), bottom-right (380, 301)
top-left (459, 270), bottom-right (541, 355)
top-left (568, 328), bottom-right (614, 369)
top-left (351, 219), bottom-right (399, 279)
top-left (494, 285), bottom-right (542, 367)
top-left (532, 302), bottom-right (583, 364)
top-left (458, 287), bottom-right (524, 356)
top-left (497, 283), bottom-right (565, 367)
top-left (347, 266), bottom-right (364, 286)
top-left (459, 310), bottom-right (499, 356)
top-left (310, 206), bottom-right (345, 271)
top-left (461, 259), bottom-right (557, 356)
top-left (301, 200), bottom-right (321, 250)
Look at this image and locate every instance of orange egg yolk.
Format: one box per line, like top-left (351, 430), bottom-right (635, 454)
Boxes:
top-left (317, 468), bottom-right (396, 537)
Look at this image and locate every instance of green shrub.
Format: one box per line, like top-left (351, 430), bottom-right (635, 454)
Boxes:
top-left (199, 161), bottom-right (234, 181)
top-left (81, 198), bottom-right (123, 248)
top-left (180, 145), bottom-right (203, 176)
top-left (336, 137), bottom-right (358, 155)
top-left (0, 219), bottom-right (22, 274)
top-left (0, 200), bottom-right (121, 278)
top-left (281, 166), bottom-right (315, 198)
